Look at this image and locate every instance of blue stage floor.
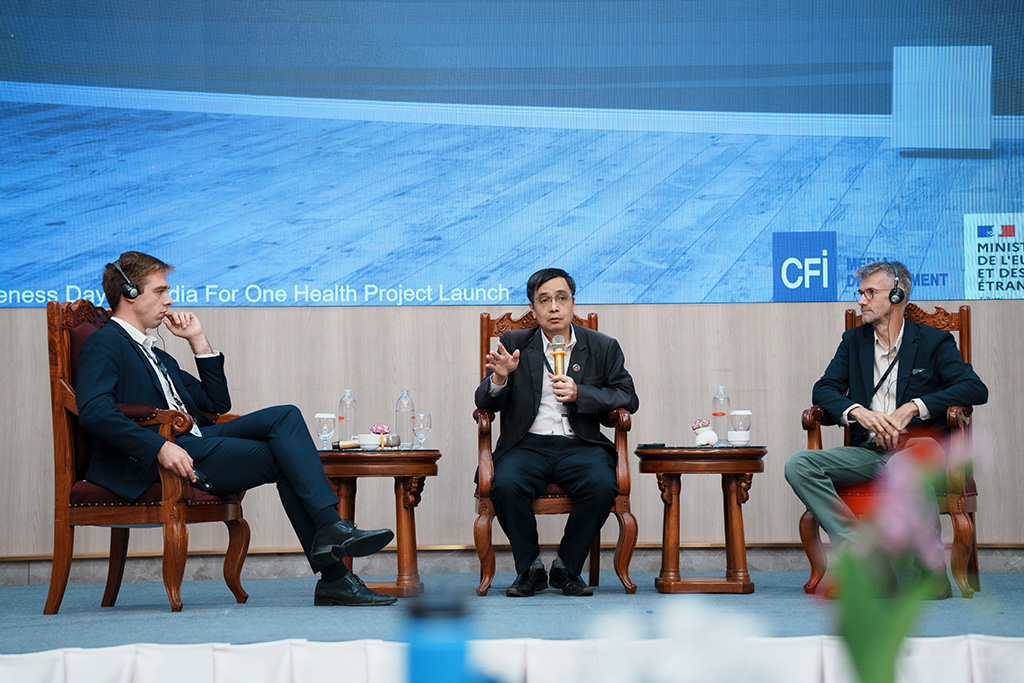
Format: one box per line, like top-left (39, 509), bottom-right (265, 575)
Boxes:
top-left (3, 571), bottom-right (1023, 655)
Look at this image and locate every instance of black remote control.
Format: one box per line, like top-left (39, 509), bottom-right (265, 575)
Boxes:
top-left (192, 467), bottom-right (214, 492)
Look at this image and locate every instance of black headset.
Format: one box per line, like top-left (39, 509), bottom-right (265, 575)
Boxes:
top-left (887, 262), bottom-right (906, 305)
top-left (110, 259), bottom-right (139, 300)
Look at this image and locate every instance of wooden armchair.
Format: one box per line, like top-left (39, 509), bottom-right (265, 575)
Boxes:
top-left (799, 303), bottom-right (980, 598)
top-left (473, 310), bottom-right (638, 596)
top-left (45, 299), bottom-right (250, 613)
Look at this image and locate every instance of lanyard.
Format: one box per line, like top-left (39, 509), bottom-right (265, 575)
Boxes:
top-left (872, 353), bottom-right (899, 400)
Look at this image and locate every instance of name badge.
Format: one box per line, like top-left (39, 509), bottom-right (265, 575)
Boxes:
top-left (561, 414), bottom-right (575, 436)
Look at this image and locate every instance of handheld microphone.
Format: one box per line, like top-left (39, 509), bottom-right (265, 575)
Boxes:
top-left (551, 335), bottom-right (566, 375)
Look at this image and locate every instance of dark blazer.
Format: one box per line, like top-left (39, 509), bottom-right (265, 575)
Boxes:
top-left (474, 324), bottom-right (639, 461)
top-left (76, 321), bottom-right (230, 500)
top-left (812, 320), bottom-right (988, 446)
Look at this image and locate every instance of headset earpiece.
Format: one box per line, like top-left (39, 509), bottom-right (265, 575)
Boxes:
top-left (888, 262), bottom-right (905, 305)
top-left (111, 259), bottom-right (139, 299)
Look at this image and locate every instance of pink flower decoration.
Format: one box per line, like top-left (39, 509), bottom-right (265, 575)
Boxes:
top-left (691, 419), bottom-right (710, 431)
top-left (371, 423), bottom-right (390, 435)
top-left (867, 441), bottom-right (945, 570)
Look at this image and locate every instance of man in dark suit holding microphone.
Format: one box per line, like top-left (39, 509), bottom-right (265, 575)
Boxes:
top-left (76, 251), bottom-right (396, 606)
top-left (785, 261), bottom-right (988, 598)
top-left (475, 268), bottom-right (639, 597)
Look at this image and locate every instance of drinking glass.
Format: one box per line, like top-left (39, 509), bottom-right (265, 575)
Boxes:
top-left (412, 413), bottom-right (431, 449)
top-left (314, 413), bottom-right (336, 450)
top-left (728, 410), bottom-right (752, 446)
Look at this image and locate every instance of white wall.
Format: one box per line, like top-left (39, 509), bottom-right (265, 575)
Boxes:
top-left (2, 300), bottom-right (1019, 560)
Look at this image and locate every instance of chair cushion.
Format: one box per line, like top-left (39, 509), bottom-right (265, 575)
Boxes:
top-left (69, 320), bottom-right (101, 387)
top-left (837, 473), bottom-right (972, 518)
top-left (538, 483), bottom-right (568, 497)
top-left (473, 481), bottom-right (570, 500)
top-left (70, 481), bottom-right (241, 507)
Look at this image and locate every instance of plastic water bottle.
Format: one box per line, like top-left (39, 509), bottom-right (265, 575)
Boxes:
top-left (404, 590), bottom-right (473, 683)
top-left (337, 389), bottom-right (357, 441)
top-left (396, 390), bottom-right (415, 448)
top-left (711, 386), bottom-right (730, 445)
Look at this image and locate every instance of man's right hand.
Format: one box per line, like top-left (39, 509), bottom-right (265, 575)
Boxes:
top-left (848, 406), bottom-right (904, 451)
top-left (484, 341), bottom-right (520, 386)
top-left (157, 440), bottom-right (196, 482)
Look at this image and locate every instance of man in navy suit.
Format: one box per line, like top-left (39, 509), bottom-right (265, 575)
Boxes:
top-left (76, 251), bottom-right (396, 606)
top-left (475, 268), bottom-right (639, 597)
top-left (785, 261), bottom-right (988, 598)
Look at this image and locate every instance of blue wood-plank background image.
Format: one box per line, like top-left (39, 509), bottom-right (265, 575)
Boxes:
top-left (2, 98), bottom-right (1020, 307)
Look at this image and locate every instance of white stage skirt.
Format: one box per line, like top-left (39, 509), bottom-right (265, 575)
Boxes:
top-left (2, 635), bottom-right (1023, 683)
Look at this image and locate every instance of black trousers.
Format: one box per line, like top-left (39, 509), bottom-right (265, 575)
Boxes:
top-left (177, 405), bottom-right (339, 565)
top-left (490, 433), bottom-right (617, 575)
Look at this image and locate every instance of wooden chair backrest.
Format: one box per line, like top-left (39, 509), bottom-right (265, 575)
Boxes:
top-left (47, 300), bottom-right (110, 483)
top-left (845, 303), bottom-right (971, 363)
top-left (479, 311), bottom-right (598, 380)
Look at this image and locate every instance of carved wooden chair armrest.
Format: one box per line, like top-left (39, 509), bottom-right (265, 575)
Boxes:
top-left (602, 408), bottom-right (632, 496)
top-left (120, 406), bottom-right (245, 502)
top-left (801, 405), bottom-right (836, 450)
top-left (944, 405), bottom-right (975, 497)
top-left (946, 405), bottom-right (973, 430)
top-left (473, 409), bottom-right (496, 497)
top-left (118, 405), bottom-right (195, 504)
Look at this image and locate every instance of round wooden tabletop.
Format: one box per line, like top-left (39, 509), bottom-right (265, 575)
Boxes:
top-left (634, 445), bottom-right (766, 474)
top-left (318, 449), bottom-right (441, 477)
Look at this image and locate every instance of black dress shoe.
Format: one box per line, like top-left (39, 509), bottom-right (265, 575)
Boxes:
top-left (549, 566), bottom-right (593, 596)
top-left (505, 567), bottom-right (548, 597)
top-left (314, 573), bottom-right (398, 606)
top-left (311, 520), bottom-right (394, 571)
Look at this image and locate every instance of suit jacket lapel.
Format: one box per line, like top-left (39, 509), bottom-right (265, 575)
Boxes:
top-left (895, 321), bottom-right (919, 406)
top-left (521, 328), bottom-right (545, 410)
top-left (568, 325), bottom-right (589, 385)
top-left (111, 323), bottom-right (166, 398)
top-left (111, 322), bottom-right (186, 411)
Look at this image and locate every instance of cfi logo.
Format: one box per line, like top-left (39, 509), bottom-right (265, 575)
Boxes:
top-left (772, 232), bottom-right (838, 302)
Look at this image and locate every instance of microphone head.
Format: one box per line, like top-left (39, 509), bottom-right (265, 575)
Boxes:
top-left (552, 335), bottom-right (565, 350)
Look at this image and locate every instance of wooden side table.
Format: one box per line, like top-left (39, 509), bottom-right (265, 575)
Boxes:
top-left (635, 446), bottom-right (766, 594)
top-left (319, 449), bottom-right (440, 597)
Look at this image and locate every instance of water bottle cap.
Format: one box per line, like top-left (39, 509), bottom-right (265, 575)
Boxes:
top-left (409, 588), bottom-right (468, 618)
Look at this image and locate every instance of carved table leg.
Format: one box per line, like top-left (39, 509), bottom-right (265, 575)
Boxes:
top-left (334, 478), bottom-right (357, 572)
top-left (392, 476), bottom-right (425, 597)
top-left (654, 473), bottom-right (681, 592)
top-left (722, 473), bottom-right (754, 592)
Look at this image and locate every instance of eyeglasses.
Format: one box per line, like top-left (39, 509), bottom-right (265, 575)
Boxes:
top-left (857, 288), bottom-right (882, 301)
top-left (532, 294), bottom-right (572, 308)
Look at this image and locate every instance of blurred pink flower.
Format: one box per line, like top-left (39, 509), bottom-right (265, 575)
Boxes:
top-left (866, 438), bottom-right (944, 569)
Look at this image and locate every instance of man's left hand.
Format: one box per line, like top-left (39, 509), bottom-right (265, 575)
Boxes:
top-left (549, 373), bottom-right (577, 403)
top-left (163, 312), bottom-right (213, 355)
top-left (888, 401), bottom-right (920, 433)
